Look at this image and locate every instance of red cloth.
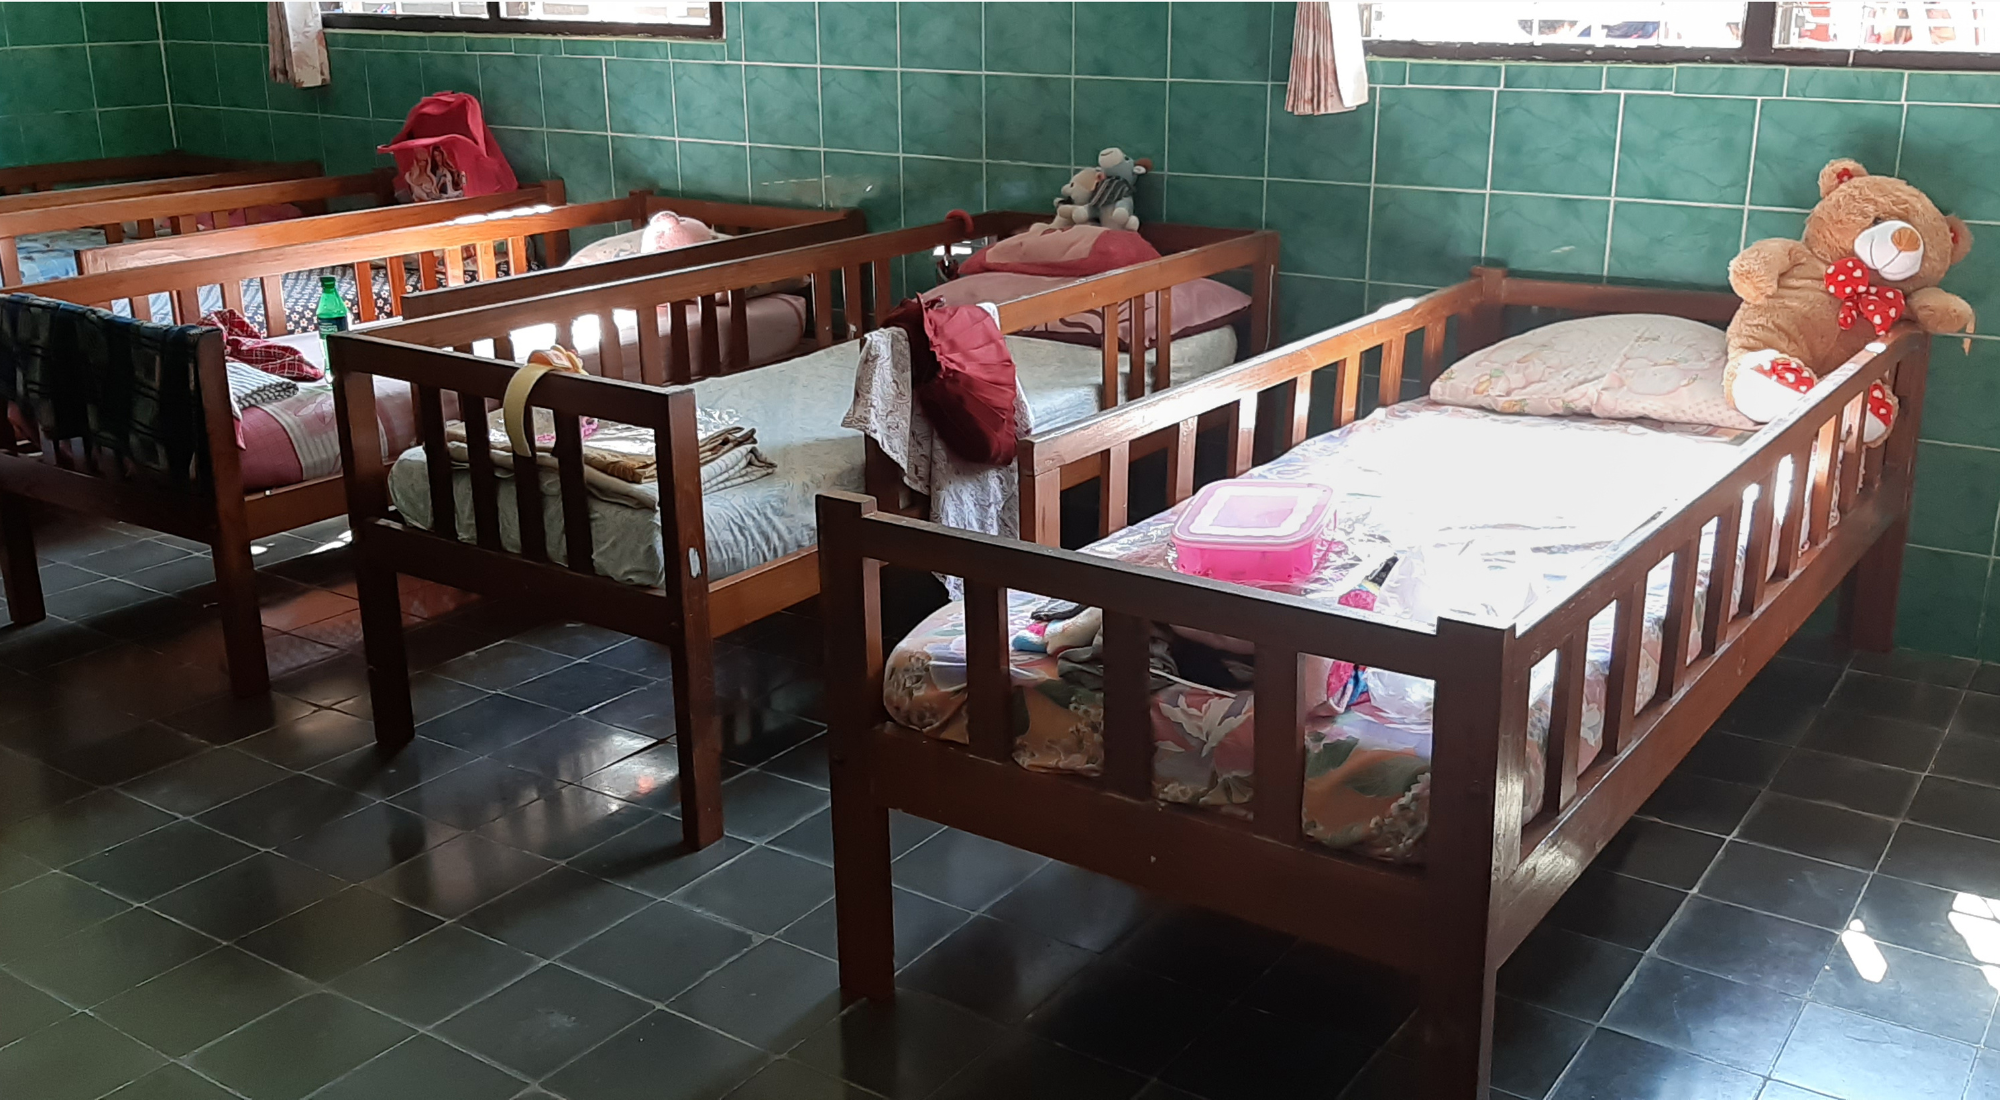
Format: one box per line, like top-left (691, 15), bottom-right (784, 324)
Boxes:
top-left (887, 299), bottom-right (1018, 466)
top-left (960, 224), bottom-right (1161, 278)
top-left (1824, 256), bottom-right (1906, 337)
top-left (379, 92), bottom-right (518, 202)
top-left (201, 309), bottom-right (322, 381)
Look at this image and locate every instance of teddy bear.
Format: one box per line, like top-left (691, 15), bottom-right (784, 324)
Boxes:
top-left (1724, 158), bottom-right (1975, 445)
top-left (1052, 147), bottom-right (1152, 231)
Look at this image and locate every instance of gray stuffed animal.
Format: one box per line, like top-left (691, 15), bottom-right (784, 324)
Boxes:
top-left (1052, 147), bottom-right (1151, 230)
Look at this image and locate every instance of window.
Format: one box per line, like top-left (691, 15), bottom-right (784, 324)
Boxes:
top-left (1773, 2), bottom-right (1995, 52)
top-left (1363, 2), bottom-right (1747, 48)
top-left (319, 1), bottom-right (724, 39)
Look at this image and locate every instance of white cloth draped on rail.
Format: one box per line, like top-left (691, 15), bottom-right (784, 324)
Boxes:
top-left (844, 306), bottom-right (1031, 594)
top-left (267, 2), bottom-right (330, 89)
top-left (1286, 1), bottom-right (1370, 115)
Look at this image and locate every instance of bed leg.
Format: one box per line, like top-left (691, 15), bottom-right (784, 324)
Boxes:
top-left (1839, 519), bottom-right (1905, 653)
top-left (1418, 962), bottom-right (1498, 1100)
top-left (0, 493), bottom-right (45, 626)
top-left (356, 559), bottom-right (415, 748)
top-left (671, 642), bottom-right (724, 849)
top-left (831, 766), bottom-right (896, 1000)
top-left (211, 534), bottom-right (269, 697)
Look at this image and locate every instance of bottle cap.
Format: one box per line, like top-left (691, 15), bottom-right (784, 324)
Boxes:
top-left (320, 275), bottom-right (337, 291)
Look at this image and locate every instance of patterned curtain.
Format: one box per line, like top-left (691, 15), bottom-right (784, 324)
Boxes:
top-left (267, 2), bottom-right (331, 89)
top-left (1286, 2), bottom-right (1370, 115)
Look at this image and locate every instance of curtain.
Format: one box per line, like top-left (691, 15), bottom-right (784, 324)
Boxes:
top-left (268, 2), bottom-right (331, 89)
top-left (1286, 2), bottom-right (1370, 115)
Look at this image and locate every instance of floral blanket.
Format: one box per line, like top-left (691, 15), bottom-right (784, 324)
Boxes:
top-left (882, 400), bottom-right (1749, 863)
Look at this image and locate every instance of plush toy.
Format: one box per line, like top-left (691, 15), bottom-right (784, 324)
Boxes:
top-left (1724, 158), bottom-right (1975, 445)
top-left (1052, 147), bottom-right (1152, 231)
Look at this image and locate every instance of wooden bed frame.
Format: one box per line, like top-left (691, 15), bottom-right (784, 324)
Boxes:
top-left (328, 212), bottom-right (1279, 848)
top-left (0, 152), bottom-right (277, 195)
top-left (0, 194), bottom-right (864, 697)
top-left (815, 268), bottom-right (1926, 1099)
top-left (0, 168), bottom-right (403, 286)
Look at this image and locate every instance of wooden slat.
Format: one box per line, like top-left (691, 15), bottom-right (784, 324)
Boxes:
top-left (1153, 289), bottom-right (1173, 393)
top-left (1421, 323), bottom-right (1448, 384)
top-left (1703, 503), bottom-right (1742, 657)
top-left (1166, 417), bottom-right (1197, 505)
top-left (728, 287), bottom-right (750, 370)
top-left (475, 240), bottom-right (498, 282)
top-left (1225, 394), bottom-right (1255, 476)
top-left (963, 580), bottom-right (1012, 762)
top-left (1655, 538), bottom-right (1700, 704)
top-left (1101, 611), bottom-right (1154, 800)
top-left (841, 264), bottom-right (864, 337)
top-left (1807, 415), bottom-right (1838, 548)
top-left (1337, 355), bottom-right (1362, 427)
top-left (493, 332), bottom-right (516, 364)
top-left (506, 235), bottom-right (528, 278)
top-left (1126, 296), bottom-right (1147, 401)
top-left (510, 424), bottom-right (548, 564)
top-left (595, 311), bottom-right (628, 382)
top-left (417, 251), bottom-right (439, 291)
top-left (1101, 305), bottom-right (1119, 408)
top-left (699, 293), bottom-right (721, 377)
top-left (668, 300), bottom-right (693, 384)
top-left (458, 390), bottom-right (501, 550)
top-left (385, 255), bottom-right (406, 317)
top-left (1100, 441), bottom-right (1130, 537)
top-left (1378, 332), bottom-right (1407, 408)
top-left (1838, 391), bottom-right (1865, 515)
top-left (417, 386), bottom-right (455, 540)
top-left (636, 301), bottom-right (667, 387)
top-left (1541, 632), bottom-right (1586, 818)
top-left (1601, 580), bottom-right (1647, 754)
top-left (220, 277), bottom-right (245, 314)
top-left (353, 261), bottom-right (378, 323)
top-left (552, 414), bottom-right (594, 575)
top-left (259, 273), bottom-right (285, 336)
top-left (1285, 372), bottom-right (1312, 450)
top-left (1740, 471), bottom-right (1776, 615)
top-left (1775, 444), bottom-right (1811, 580)
top-left (811, 274), bottom-right (834, 347)
top-left (1251, 644), bottom-right (1303, 843)
top-left (442, 245), bottom-right (465, 286)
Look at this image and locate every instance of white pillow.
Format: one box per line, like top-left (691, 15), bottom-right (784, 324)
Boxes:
top-left (1429, 313), bottom-right (1753, 430)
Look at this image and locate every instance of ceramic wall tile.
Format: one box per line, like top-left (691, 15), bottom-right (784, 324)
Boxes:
top-left (1374, 86), bottom-right (1493, 190)
top-left (1486, 194), bottom-right (1610, 277)
top-left (1616, 94), bottom-right (1755, 204)
top-left (820, 67), bottom-right (898, 154)
top-left (1491, 90), bottom-right (1617, 197)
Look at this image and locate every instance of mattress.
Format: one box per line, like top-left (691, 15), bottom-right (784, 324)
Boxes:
top-left (386, 327), bottom-right (1241, 585)
top-left (237, 329), bottom-right (436, 492)
top-left (15, 229), bottom-right (111, 283)
top-left (881, 400), bottom-right (1754, 864)
top-left (488, 294), bottom-right (811, 377)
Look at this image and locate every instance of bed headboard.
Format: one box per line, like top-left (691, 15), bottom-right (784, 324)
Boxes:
top-left (0, 153), bottom-right (276, 196)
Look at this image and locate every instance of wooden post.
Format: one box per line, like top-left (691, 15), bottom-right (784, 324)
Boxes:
top-left (1842, 339), bottom-right (1928, 651)
top-left (331, 335), bottom-right (412, 746)
top-left (195, 335), bottom-right (269, 697)
top-left (0, 492), bottom-right (44, 624)
top-left (659, 389), bottom-right (723, 848)
top-left (817, 493), bottom-right (896, 1000)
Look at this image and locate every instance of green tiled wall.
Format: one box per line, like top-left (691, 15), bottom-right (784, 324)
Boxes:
top-left (0, 3), bottom-right (176, 165)
top-left (135, 2), bottom-right (2000, 658)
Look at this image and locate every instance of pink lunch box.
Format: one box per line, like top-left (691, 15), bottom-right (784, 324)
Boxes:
top-left (1170, 479), bottom-right (1338, 586)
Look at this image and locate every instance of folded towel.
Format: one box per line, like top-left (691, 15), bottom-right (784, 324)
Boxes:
top-left (440, 417), bottom-right (775, 511)
top-left (224, 362), bottom-right (299, 418)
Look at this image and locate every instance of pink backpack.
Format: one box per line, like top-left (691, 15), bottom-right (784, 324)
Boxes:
top-left (378, 92), bottom-right (518, 202)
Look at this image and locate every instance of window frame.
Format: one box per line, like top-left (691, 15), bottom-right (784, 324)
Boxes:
top-left (1366, 1), bottom-right (2000, 71)
top-left (320, 1), bottom-right (725, 40)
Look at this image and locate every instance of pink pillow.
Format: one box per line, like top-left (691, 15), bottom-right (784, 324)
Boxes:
top-left (923, 271), bottom-right (1250, 347)
top-left (639, 210), bottom-right (715, 252)
top-left (961, 223), bottom-right (1161, 278)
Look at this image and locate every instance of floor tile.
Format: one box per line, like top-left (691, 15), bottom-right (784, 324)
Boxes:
top-left (792, 991), bottom-right (1005, 1100)
top-left (780, 886), bottom-right (973, 969)
top-left (1697, 841), bottom-right (1869, 929)
top-left (9, 906), bottom-right (215, 1006)
top-left (546, 1008), bottom-right (768, 1100)
top-left (717, 706), bottom-right (825, 767)
top-left (237, 886), bottom-right (442, 981)
top-left (900, 915), bottom-right (1096, 1025)
top-left (191, 992), bottom-right (413, 1100)
top-left (1812, 935), bottom-right (1998, 1043)
top-left (711, 770), bottom-right (830, 842)
top-left (932, 1031), bottom-right (1145, 1100)
top-left (724, 1058), bottom-right (884, 1099)
top-left (1544, 869), bottom-right (1687, 951)
top-left (389, 759), bottom-right (566, 831)
top-left (1881, 824), bottom-right (2000, 897)
top-left (762, 736), bottom-right (830, 789)
top-left (119, 748), bottom-right (290, 815)
top-left (1024, 960), bottom-right (1229, 1077)
top-left (234, 709), bottom-right (380, 770)
top-left (1106, 907), bottom-right (1294, 998)
top-left (159, 692), bottom-right (320, 747)
top-left (1848, 648), bottom-right (1977, 686)
top-left (567, 817), bottom-right (751, 898)
top-left (0, 788), bottom-right (177, 867)
top-left (0, 968), bottom-right (73, 1048)
top-left (477, 784), bottom-right (657, 861)
top-left (0, 1012), bottom-right (168, 1100)
top-left (364, 832), bottom-right (555, 918)
top-left (436, 964), bottom-right (651, 1080)
top-left (672, 846), bottom-right (835, 934)
top-left (416, 693), bottom-right (569, 752)
top-left (101, 1064), bottom-right (239, 1100)
top-left (195, 773), bottom-right (374, 848)
top-left (330, 924), bottom-right (541, 1027)
top-left (1497, 924), bottom-right (1644, 1023)
top-left (770, 808), bottom-right (940, 868)
top-left (511, 620), bottom-right (631, 660)
top-left (310, 738), bottom-right (479, 798)
top-left (492, 716), bottom-right (653, 784)
top-left (1773, 1002), bottom-right (1976, 1100)
top-left (582, 681), bottom-right (680, 739)
top-left (462, 866), bottom-right (652, 958)
top-left (1595, 818), bottom-right (1725, 889)
top-left (66, 820), bottom-right (255, 901)
top-left (308, 1034), bottom-right (526, 1100)
top-left (1769, 747), bottom-right (1922, 817)
top-left (509, 662), bottom-right (650, 713)
top-left (148, 852), bottom-right (346, 940)
top-left (1159, 1003), bottom-right (1373, 1100)
top-left (95, 946), bottom-right (314, 1057)
top-left (1549, 1028), bottom-right (1762, 1100)
top-left (1830, 670), bottom-right (1962, 729)
top-left (563, 899), bottom-right (755, 1001)
top-left (671, 938), bottom-right (844, 1052)
top-left (1603, 957), bottom-right (1802, 1073)
top-left (1636, 772), bottom-right (1763, 836)
top-left (1656, 897), bottom-right (1837, 996)
top-left (1237, 940), bottom-right (1415, 1044)
top-left (1678, 731), bottom-right (1792, 786)
top-left (1799, 707), bottom-right (1948, 770)
top-left (1850, 874), bottom-right (1998, 965)
top-left (0, 871), bottom-right (131, 961)
top-left (1909, 775), bottom-right (2000, 842)
top-left (1736, 791), bottom-right (1897, 868)
top-left (892, 829), bottom-right (1049, 911)
top-left (576, 740), bottom-right (692, 812)
top-left (0, 748), bottom-right (92, 827)
top-left (433, 641), bottom-right (576, 692)
top-left (274, 801), bottom-right (462, 882)
top-left (985, 861), bottom-right (1162, 953)
top-left (1490, 997), bottom-right (1595, 1099)
top-left (1933, 734), bottom-right (2000, 788)
top-left (43, 721), bottom-right (206, 785)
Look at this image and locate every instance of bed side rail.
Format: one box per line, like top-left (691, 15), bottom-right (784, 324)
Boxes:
top-left (1492, 328), bottom-right (1926, 932)
top-left (22, 196), bottom-right (655, 334)
top-left (74, 182), bottom-right (567, 275)
top-left (398, 198), bottom-right (867, 320)
top-left (642, 194), bottom-right (867, 236)
top-left (0, 168), bottom-right (398, 249)
top-left (0, 153), bottom-right (265, 195)
top-left (0, 163), bottom-right (322, 216)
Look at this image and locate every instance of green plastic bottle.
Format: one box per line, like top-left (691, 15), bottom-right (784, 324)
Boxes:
top-left (315, 275), bottom-right (349, 357)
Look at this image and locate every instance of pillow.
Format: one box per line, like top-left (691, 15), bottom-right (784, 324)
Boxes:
top-left (961, 223), bottom-right (1161, 278)
top-left (1429, 313), bottom-right (1754, 430)
top-left (561, 211), bottom-right (807, 299)
top-left (923, 271), bottom-right (1251, 347)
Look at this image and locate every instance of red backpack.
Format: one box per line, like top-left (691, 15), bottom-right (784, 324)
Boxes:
top-left (885, 299), bottom-right (1017, 466)
top-left (378, 92), bottom-right (518, 202)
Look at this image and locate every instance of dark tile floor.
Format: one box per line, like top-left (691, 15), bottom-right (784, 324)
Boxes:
top-left (4, 511), bottom-right (2000, 1100)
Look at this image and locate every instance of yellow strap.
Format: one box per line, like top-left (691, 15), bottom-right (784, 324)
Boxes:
top-left (501, 362), bottom-right (560, 457)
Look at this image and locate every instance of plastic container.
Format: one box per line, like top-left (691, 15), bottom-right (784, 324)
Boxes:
top-left (1170, 479), bottom-right (1338, 586)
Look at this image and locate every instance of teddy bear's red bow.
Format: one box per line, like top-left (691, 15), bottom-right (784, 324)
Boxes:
top-left (1824, 256), bottom-right (1906, 337)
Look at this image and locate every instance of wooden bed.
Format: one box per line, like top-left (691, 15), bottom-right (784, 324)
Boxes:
top-left (0, 193), bottom-right (865, 698)
top-left (0, 152), bottom-right (279, 195)
top-left (328, 212), bottom-right (1278, 848)
top-left (815, 268), bottom-right (1926, 1099)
